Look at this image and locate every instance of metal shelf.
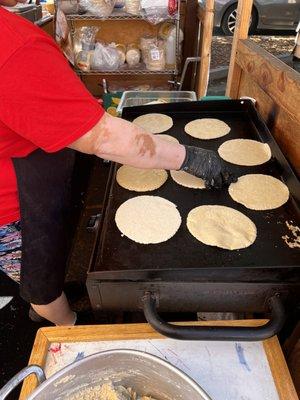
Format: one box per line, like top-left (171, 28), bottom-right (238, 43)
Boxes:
top-left (66, 10), bottom-right (179, 21)
top-left (75, 67), bottom-right (177, 76)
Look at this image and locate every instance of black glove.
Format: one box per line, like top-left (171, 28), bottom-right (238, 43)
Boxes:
top-left (180, 145), bottom-right (237, 189)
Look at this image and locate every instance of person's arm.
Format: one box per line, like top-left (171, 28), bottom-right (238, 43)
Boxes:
top-left (0, 36), bottom-right (234, 188)
top-left (69, 112), bottom-right (185, 171)
top-left (69, 112), bottom-right (236, 189)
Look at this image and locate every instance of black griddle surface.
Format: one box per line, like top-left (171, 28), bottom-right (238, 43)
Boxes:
top-left (93, 101), bottom-right (300, 274)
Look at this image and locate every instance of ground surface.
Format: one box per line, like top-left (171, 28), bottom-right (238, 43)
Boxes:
top-left (211, 33), bottom-right (295, 69)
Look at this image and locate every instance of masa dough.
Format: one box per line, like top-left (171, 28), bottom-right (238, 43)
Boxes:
top-left (185, 118), bottom-right (230, 140)
top-left (218, 139), bottom-right (271, 166)
top-left (116, 165), bottom-right (167, 192)
top-left (187, 205), bottom-right (257, 250)
top-left (68, 382), bottom-right (157, 400)
top-left (133, 113), bottom-right (173, 134)
top-left (156, 134), bottom-right (179, 144)
top-left (170, 170), bottom-right (205, 189)
top-left (229, 174), bottom-right (289, 210)
top-left (115, 196), bottom-right (181, 244)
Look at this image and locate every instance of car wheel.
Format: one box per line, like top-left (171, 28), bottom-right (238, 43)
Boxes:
top-left (221, 4), bottom-right (258, 36)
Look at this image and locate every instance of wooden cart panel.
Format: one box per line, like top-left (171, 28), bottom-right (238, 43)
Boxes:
top-left (20, 321), bottom-right (298, 400)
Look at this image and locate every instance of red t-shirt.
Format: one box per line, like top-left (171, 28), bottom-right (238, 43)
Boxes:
top-left (0, 7), bottom-right (104, 226)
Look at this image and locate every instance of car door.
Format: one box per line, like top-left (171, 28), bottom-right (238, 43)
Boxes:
top-left (257, 0), bottom-right (300, 29)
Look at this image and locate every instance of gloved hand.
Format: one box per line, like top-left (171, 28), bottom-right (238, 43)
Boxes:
top-left (180, 145), bottom-right (237, 189)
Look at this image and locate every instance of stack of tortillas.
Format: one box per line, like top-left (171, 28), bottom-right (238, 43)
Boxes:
top-left (115, 196), bottom-right (181, 244)
top-left (133, 113), bottom-right (173, 134)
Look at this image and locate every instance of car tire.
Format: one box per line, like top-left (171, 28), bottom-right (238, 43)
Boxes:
top-left (221, 4), bottom-right (258, 36)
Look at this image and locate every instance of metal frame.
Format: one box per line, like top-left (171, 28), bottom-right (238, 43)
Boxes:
top-left (54, 2), bottom-right (182, 82)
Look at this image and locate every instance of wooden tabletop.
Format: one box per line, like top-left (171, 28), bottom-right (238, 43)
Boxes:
top-left (20, 320), bottom-right (299, 400)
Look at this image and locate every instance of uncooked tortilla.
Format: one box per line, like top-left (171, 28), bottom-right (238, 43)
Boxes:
top-left (133, 113), bottom-right (173, 134)
top-left (156, 134), bottom-right (179, 144)
top-left (187, 205), bottom-right (257, 250)
top-left (116, 165), bottom-right (167, 192)
top-left (185, 118), bottom-right (230, 140)
top-left (170, 170), bottom-right (205, 189)
top-left (115, 196), bottom-right (181, 244)
top-left (218, 139), bottom-right (271, 166)
top-left (229, 174), bottom-right (289, 210)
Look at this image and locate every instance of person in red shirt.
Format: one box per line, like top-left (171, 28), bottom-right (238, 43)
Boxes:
top-left (0, 0), bottom-right (235, 326)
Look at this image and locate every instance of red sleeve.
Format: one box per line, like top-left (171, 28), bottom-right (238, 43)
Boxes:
top-left (0, 37), bottom-right (104, 152)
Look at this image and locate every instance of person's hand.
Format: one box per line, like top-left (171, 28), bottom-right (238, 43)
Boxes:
top-left (180, 145), bottom-right (237, 189)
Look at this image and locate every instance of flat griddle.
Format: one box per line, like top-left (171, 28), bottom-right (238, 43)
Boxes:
top-left (92, 100), bottom-right (300, 278)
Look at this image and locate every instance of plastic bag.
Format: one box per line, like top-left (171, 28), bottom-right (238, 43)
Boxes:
top-left (142, 6), bottom-right (170, 24)
top-left (73, 26), bottom-right (98, 54)
top-left (125, 0), bottom-right (140, 15)
top-left (144, 42), bottom-right (166, 71)
top-left (91, 43), bottom-right (121, 70)
top-left (56, 9), bottom-right (75, 64)
top-left (141, 0), bottom-right (177, 24)
top-left (79, 0), bottom-right (115, 17)
top-left (57, 0), bottom-right (79, 15)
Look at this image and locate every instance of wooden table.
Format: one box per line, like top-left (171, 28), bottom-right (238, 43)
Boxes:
top-left (20, 321), bottom-right (299, 400)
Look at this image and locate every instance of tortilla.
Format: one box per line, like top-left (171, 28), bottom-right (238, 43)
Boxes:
top-left (218, 139), bottom-right (271, 166)
top-left (185, 118), bottom-right (230, 140)
top-left (187, 205), bottom-right (257, 250)
top-left (115, 196), bottom-right (181, 244)
top-left (170, 170), bottom-right (205, 189)
top-left (156, 134), bottom-right (179, 144)
top-left (133, 113), bottom-right (173, 134)
top-left (229, 174), bottom-right (289, 210)
top-left (116, 165), bottom-right (167, 192)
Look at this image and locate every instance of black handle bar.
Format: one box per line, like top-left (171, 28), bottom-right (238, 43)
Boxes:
top-left (142, 292), bottom-right (286, 341)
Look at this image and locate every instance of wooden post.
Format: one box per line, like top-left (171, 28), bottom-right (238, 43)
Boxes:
top-left (181, 0), bottom-right (199, 90)
top-left (226, 0), bottom-right (253, 97)
top-left (196, 0), bottom-right (215, 98)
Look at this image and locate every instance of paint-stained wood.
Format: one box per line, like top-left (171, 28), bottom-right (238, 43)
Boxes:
top-left (226, 0), bottom-right (253, 97)
top-left (196, 0), bottom-right (215, 97)
top-left (236, 40), bottom-right (300, 124)
top-left (20, 330), bottom-right (50, 400)
top-left (264, 337), bottom-right (299, 400)
top-left (285, 323), bottom-right (300, 397)
top-left (20, 321), bottom-right (297, 400)
top-left (288, 340), bottom-right (300, 397)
